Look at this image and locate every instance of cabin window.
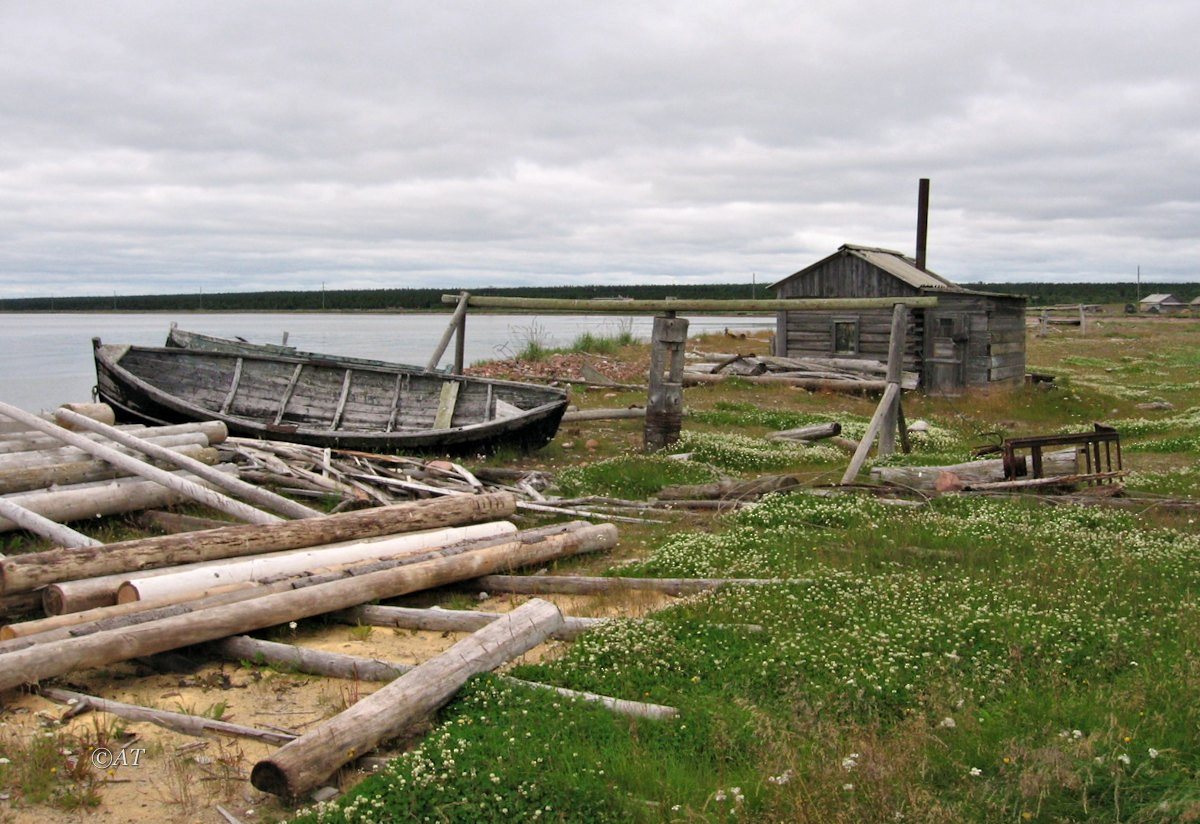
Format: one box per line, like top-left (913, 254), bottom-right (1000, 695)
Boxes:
top-left (832, 320), bottom-right (858, 354)
top-left (937, 317), bottom-right (955, 338)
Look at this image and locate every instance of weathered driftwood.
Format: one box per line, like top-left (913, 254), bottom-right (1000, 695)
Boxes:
top-left (117, 521), bottom-right (516, 604)
top-left (0, 467), bottom-right (238, 536)
top-left (767, 422), bottom-right (841, 442)
top-left (656, 474), bottom-right (801, 502)
top-left (54, 408), bottom-right (321, 521)
top-left (963, 471), bottom-right (1126, 492)
top-left (426, 291), bottom-right (470, 372)
top-left (213, 635), bottom-right (679, 722)
top-left (840, 383), bottom-right (901, 484)
top-left (0, 522), bottom-right (617, 691)
top-left (876, 304), bottom-right (909, 457)
top-left (561, 408), bottom-right (647, 423)
top-left (251, 599), bottom-right (565, 797)
top-left (2, 492), bottom-right (517, 596)
top-left (868, 450), bottom-right (1078, 492)
top-left (0, 420), bottom-right (227, 457)
top-left (0, 496), bottom-right (101, 548)
top-left (40, 687), bottom-right (295, 745)
top-left (0, 400), bottom-right (280, 526)
top-left (471, 574), bottom-right (803, 596)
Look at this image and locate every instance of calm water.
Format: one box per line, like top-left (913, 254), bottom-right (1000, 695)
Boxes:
top-left (0, 312), bottom-right (771, 411)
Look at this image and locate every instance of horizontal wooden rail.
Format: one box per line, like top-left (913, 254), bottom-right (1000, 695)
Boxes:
top-left (441, 295), bottom-right (939, 313)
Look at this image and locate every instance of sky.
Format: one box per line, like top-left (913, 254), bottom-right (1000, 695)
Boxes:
top-left (1, 1), bottom-right (1197, 298)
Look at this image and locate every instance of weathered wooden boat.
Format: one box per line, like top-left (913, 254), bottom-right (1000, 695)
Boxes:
top-left (92, 339), bottom-right (569, 454)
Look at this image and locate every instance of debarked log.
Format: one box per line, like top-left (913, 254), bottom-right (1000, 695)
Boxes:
top-left (0, 522), bottom-right (618, 691)
top-left (868, 449), bottom-right (1078, 491)
top-left (250, 599), bottom-right (565, 797)
top-left (213, 636), bottom-right (679, 721)
top-left (2, 492), bottom-right (518, 596)
top-left (0, 444), bottom-right (219, 495)
top-left (655, 474), bottom-right (801, 501)
top-left (0, 467), bottom-right (239, 536)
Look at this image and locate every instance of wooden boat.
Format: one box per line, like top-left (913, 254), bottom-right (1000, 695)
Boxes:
top-left (92, 339), bottom-right (569, 454)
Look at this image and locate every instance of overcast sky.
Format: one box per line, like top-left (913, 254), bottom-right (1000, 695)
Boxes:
top-left (1, 1), bottom-right (1197, 298)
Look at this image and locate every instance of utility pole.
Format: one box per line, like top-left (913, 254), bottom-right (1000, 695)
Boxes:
top-left (1136, 265), bottom-right (1141, 302)
top-left (751, 272), bottom-right (756, 300)
top-left (321, 281), bottom-right (326, 310)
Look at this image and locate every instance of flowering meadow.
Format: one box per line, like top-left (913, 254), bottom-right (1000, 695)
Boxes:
top-left (298, 319), bottom-right (1200, 823)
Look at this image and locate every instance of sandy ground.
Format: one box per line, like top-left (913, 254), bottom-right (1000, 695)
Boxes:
top-left (0, 589), bottom-right (670, 824)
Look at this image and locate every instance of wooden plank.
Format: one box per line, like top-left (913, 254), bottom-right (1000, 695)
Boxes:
top-left (330, 370), bottom-right (353, 429)
top-left (273, 363), bottom-right (304, 425)
top-left (989, 341), bottom-right (1024, 356)
top-left (433, 382), bottom-right (460, 430)
top-left (385, 373), bottom-right (405, 433)
top-left (219, 358), bottom-right (245, 415)
top-left (989, 364), bottom-right (1026, 381)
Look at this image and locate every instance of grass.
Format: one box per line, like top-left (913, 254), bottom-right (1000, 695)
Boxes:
top-left (511, 319), bottom-right (639, 361)
top-left (556, 455), bottom-right (719, 499)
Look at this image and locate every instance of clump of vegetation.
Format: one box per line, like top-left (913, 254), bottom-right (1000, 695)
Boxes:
top-left (556, 455), bottom-right (718, 499)
top-left (676, 430), bottom-right (843, 471)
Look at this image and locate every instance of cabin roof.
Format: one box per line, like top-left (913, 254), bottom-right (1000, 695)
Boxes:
top-left (1140, 293), bottom-right (1184, 304)
top-left (1192, 296), bottom-right (1200, 305)
top-left (771, 244), bottom-right (1023, 301)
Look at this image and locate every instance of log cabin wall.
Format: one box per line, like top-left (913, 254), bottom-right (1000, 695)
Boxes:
top-left (772, 245), bottom-right (1026, 394)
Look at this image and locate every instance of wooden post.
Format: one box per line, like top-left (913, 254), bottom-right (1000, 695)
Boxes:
top-left (453, 310), bottom-right (466, 375)
top-left (0, 522), bottom-right (617, 692)
top-left (425, 291), bottom-right (470, 372)
top-left (52, 407), bottom-right (320, 521)
top-left (644, 313), bottom-right (688, 452)
top-left (0, 401), bottom-right (280, 526)
top-left (251, 599), bottom-right (565, 797)
top-left (877, 303), bottom-right (908, 456)
top-left (1079, 304), bottom-right (1087, 335)
top-left (839, 383), bottom-right (900, 484)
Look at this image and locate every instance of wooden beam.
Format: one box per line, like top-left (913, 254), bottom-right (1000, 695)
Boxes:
top-left (432, 381), bottom-right (460, 430)
top-left (274, 363), bottom-right (304, 425)
top-left (426, 291), bottom-right (470, 371)
top-left (443, 295), bottom-right (939, 312)
top-left (219, 358), bottom-right (244, 415)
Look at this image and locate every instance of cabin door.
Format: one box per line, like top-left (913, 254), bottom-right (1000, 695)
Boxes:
top-left (925, 312), bottom-right (967, 394)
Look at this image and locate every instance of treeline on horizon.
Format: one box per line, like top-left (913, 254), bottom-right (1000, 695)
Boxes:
top-left (1, 282), bottom-right (1197, 312)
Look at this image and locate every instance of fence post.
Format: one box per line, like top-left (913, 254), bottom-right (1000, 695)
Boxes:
top-left (644, 313), bottom-right (689, 452)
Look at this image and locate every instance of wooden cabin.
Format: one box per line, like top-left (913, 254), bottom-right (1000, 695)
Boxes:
top-left (772, 244), bottom-right (1027, 395)
top-left (1140, 293), bottom-right (1188, 314)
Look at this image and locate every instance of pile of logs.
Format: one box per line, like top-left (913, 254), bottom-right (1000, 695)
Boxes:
top-left (684, 352), bottom-right (919, 393)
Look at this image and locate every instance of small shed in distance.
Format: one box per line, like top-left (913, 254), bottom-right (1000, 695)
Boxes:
top-left (772, 244), bottom-right (1027, 395)
top-left (1140, 294), bottom-right (1188, 314)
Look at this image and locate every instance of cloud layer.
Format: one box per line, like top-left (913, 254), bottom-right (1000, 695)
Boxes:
top-left (1, 1), bottom-right (1197, 297)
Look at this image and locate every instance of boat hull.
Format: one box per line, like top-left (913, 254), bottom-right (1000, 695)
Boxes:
top-left (94, 342), bottom-right (567, 455)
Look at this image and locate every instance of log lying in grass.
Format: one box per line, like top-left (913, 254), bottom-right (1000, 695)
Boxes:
top-left (0, 522), bottom-right (617, 691)
top-left (250, 599), bottom-right (565, 797)
top-left (40, 687), bottom-right (296, 745)
top-left (0, 400), bottom-right (280, 526)
top-left (337, 603), bottom-right (606, 641)
top-left (767, 422), bottom-right (842, 442)
top-left (213, 635), bottom-right (679, 721)
top-left (655, 474), bottom-right (802, 502)
top-left (471, 574), bottom-right (805, 596)
top-left (0, 467), bottom-right (240, 536)
top-left (0, 444), bottom-right (220, 495)
top-left (868, 450), bottom-right (1078, 492)
top-left (683, 372), bottom-right (918, 392)
top-left (0, 496), bottom-right (101, 549)
top-left (117, 521), bottom-right (517, 604)
top-left (138, 510), bottom-right (232, 534)
top-left (561, 408), bottom-right (647, 423)
top-left (2, 492), bottom-right (517, 596)
top-left (54, 407), bottom-right (321, 521)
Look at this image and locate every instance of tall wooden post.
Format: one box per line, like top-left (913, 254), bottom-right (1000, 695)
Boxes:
top-left (877, 303), bottom-right (908, 456)
top-left (426, 292), bottom-right (470, 372)
top-left (644, 313), bottom-right (688, 452)
top-left (453, 310), bottom-right (466, 375)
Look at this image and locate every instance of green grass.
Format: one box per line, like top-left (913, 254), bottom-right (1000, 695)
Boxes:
top-left (556, 455), bottom-right (719, 499)
top-left (298, 492), bottom-right (1200, 823)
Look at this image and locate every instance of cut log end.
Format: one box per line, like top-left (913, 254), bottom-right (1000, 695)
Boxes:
top-left (250, 762), bottom-right (292, 797)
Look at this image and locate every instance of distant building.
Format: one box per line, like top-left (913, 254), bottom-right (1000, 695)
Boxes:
top-left (772, 244), bottom-right (1027, 395)
top-left (1191, 296), bottom-right (1200, 313)
top-left (1139, 294), bottom-right (1188, 314)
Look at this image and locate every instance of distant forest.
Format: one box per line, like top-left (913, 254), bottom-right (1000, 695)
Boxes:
top-left (1, 281), bottom-right (1197, 312)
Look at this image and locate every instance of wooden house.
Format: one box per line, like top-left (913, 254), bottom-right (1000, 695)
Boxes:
top-left (1140, 294), bottom-right (1188, 314)
top-left (772, 244), bottom-right (1027, 395)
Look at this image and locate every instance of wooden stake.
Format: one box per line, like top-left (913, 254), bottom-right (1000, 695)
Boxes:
top-left (250, 599), bottom-right (564, 797)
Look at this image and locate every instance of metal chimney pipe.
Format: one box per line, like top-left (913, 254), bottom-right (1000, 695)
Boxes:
top-left (915, 178), bottom-right (930, 271)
